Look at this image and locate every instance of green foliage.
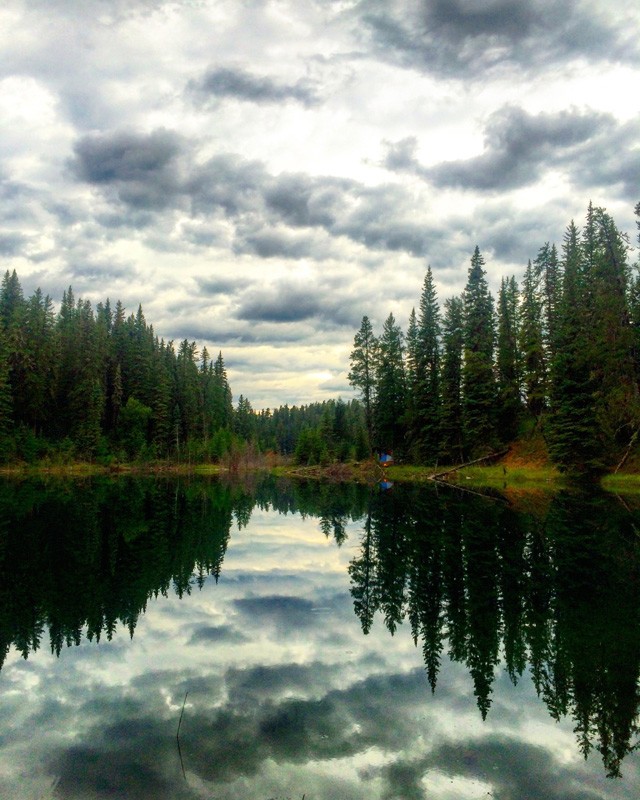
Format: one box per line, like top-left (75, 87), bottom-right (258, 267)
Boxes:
top-left (462, 247), bottom-right (496, 456)
top-left (496, 276), bottom-right (522, 441)
top-left (412, 267), bottom-right (441, 463)
top-left (294, 427), bottom-right (329, 465)
top-left (439, 296), bottom-right (464, 463)
top-left (374, 312), bottom-right (406, 455)
top-left (117, 396), bottom-right (153, 459)
top-left (348, 315), bottom-right (377, 443)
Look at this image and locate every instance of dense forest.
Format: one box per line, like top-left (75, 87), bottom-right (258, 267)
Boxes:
top-left (0, 269), bottom-right (368, 465)
top-left (350, 202), bottom-right (640, 474)
top-left (1, 200), bottom-right (639, 474)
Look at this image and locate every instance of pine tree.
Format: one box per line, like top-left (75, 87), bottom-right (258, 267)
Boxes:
top-left (519, 260), bottom-right (546, 417)
top-left (534, 242), bottom-right (561, 359)
top-left (22, 289), bottom-right (56, 435)
top-left (0, 332), bottom-right (14, 459)
top-left (404, 308), bottom-right (419, 459)
top-left (211, 352), bottom-right (233, 432)
top-left (348, 315), bottom-right (377, 446)
top-left (439, 296), bottom-right (464, 463)
top-left (496, 276), bottom-right (522, 441)
top-left (374, 313), bottom-right (406, 454)
top-left (590, 206), bottom-right (638, 458)
top-left (413, 267), bottom-right (441, 463)
top-left (462, 247), bottom-right (496, 456)
top-left (547, 220), bottom-right (602, 474)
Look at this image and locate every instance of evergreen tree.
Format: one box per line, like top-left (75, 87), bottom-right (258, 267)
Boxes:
top-left (519, 259), bottom-right (547, 417)
top-left (496, 276), bottom-right (522, 441)
top-left (413, 267), bottom-right (441, 463)
top-left (0, 332), bottom-right (14, 459)
top-left (590, 206), bottom-right (638, 458)
top-left (211, 352), bottom-right (233, 432)
top-left (547, 220), bottom-right (602, 474)
top-left (462, 247), bottom-right (496, 456)
top-left (404, 308), bottom-right (419, 459)
top-left (348, 315), bottom-right (377, 447)
top-left (235, 394), bottom-right (256, 441)
top-left (534, 242), bottom-right (561, 358)
top-left (374, 313), bottom-right (406, 454)
top-left (439, 296), bottom-right (464, 463)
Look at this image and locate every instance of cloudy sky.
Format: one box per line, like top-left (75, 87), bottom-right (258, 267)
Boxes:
top-left (1, 0), bottom-right (639, 408)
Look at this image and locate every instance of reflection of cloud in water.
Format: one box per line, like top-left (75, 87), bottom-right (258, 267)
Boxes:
top-left (186, 624), bottom-right (250, 646)
top-left (2, 481), bottom-right (640, 800)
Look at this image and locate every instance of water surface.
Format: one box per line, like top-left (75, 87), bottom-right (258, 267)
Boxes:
top-left (0, 477), bottom-right (638, 799)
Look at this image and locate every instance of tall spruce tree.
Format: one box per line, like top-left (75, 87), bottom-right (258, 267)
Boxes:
top-left (589, 206), bottom-right (638, 458)
top-left (374, 312), bottom-right (406, 454)
top-left (404, 308), bottom-right (420, 459)
top-left (462, 247), bottom-right (496, 456)
top-left (534, 242), bottom-right (561, 359)
top-left (439, 296), bottom-right (464, 463)
top-left (547, 220), bottom-right (602, 474)
top-left (348, 315), bottom-right (377, 446)
top-left (519, 259), bottom-right (547, 417)
top-left (496, 276), bottom-right (522, 441)
top-left (414, 267), bottom-right (441, 463)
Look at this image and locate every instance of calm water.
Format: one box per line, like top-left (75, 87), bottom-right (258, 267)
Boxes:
top-left (0, 476), bottom-right (639, 800)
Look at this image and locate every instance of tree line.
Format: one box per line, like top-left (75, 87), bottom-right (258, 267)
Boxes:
top-left (349, 202), bottom-right (640, 474)
top-left (0, 271), bottom-right (370, 465)
top-left (0, 273), bottom-right (245, 462)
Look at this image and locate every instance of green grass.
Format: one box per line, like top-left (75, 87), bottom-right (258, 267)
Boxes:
top-left (601, 473), bottom-right (640, 494)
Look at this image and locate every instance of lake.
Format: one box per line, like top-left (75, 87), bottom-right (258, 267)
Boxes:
top-left (0, 475), bottom-right (638, 799)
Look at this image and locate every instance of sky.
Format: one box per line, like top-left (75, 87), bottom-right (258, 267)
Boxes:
top-left (1, 0), bottom-right (639, 409)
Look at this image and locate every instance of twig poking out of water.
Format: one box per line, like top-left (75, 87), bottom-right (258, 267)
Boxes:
top-left (177, 691), bottom-right (189, 740)
top-left (176, 690), bottom-right (189, 781)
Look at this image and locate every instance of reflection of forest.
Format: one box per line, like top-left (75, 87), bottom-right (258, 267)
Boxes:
top-left (0, 476), bottom-right (368, 673)
top-left (348, 485), bottom-right (640, 778)
top-left (1, 477), bottom-right (639, 776)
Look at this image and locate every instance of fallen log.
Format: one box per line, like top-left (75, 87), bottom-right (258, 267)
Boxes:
top-left (429, 449), bottom-right (510, 481)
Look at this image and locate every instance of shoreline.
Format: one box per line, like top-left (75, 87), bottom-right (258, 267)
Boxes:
top-left (1, 458), bottom-right (639, 494)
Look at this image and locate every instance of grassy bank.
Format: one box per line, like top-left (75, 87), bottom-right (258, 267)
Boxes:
top-left (2, 455), bottom-right (640, 496)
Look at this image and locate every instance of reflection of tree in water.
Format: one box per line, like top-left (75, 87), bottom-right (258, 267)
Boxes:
top-left (348, 485), bottom-right (640, 777)
top-left (0, 478), bottom-right (240, 669)
top-left (0, 476), bottom-right (370, 672)
top-left (2, 476), bottom-right (639, 777)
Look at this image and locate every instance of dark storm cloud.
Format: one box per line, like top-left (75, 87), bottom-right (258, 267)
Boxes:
top-left (68, 259), bottom-right (135, 282)
top-left (189, 66), bottom-right (319, 107)
top-left (383, 106), bottom-right (615, 192)
top-left (69, 129), bottom-right (185, 211)
top-left (361, 0), bottom-right (639, 78)
top-left (42, 665), bottom-right (432, 797)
